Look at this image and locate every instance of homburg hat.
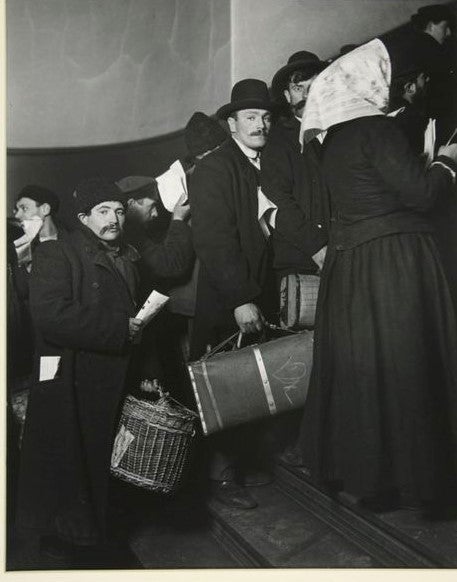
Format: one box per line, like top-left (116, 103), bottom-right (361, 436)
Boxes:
top-left (216, 79), bottom-right (276, 120)
top-left (271, 51), bottom-right (326, 98)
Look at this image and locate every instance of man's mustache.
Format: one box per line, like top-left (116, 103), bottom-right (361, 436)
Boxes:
top-left (100, 224), bottom-right (120, 235)
top-left (249, 130), bottom-right (268, 136)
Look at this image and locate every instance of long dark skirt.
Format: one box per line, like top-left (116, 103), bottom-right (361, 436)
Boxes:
top-left (298, 232), bottom-right (457, 502)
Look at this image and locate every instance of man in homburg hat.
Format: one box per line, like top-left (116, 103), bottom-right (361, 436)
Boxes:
top-left (189, 79), bottom-right (278, 509)
top-left (261, 52), bottom-right (329, 329)
top-left (16, 178), bottom-right (144, 563)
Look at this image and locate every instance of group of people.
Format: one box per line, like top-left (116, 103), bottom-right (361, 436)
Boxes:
top-left (7, 2), bottom-right (457, 565)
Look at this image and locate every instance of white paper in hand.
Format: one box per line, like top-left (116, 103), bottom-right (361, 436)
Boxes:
top-left (156, 160), bottom-right (188, 212)
top-left (424, 118), bottom-right (436, 168)
top-left (136, 290), bottom-right (169, 326)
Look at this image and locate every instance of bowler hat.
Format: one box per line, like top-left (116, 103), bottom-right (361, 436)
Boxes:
top-left (271, 51), bottom-right (326, 98)
top-left (217, 79), bottom-right (276, 120)
top-left (185, 112), bottom-right (228, 158)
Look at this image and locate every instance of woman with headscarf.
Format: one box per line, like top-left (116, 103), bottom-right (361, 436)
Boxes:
top-left (297, 37), bottom-right (457, 510)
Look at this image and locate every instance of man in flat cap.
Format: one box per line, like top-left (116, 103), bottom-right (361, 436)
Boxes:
top-left (261, 52), bottom-right (329, 333)
top-left (190, 79), bottom-right (278, 509)
top-left (16, 178), bottom-right (143, 564)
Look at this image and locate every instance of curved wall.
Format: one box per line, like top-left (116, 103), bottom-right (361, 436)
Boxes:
top-left (7, 0), bottom-right (231, 148)
top-left (231, 0), bottom-right (456, 83)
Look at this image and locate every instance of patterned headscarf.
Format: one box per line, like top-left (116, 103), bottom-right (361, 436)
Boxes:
top-left (300, 38), bottom-right (391, 145)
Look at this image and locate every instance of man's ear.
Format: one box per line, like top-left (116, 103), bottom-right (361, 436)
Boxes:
top-left (283, 89), bottom-right (292, 104)
top-left (404, 81), bottom-right (417, 96)
top-left (227, 116), bottom-right (236, 134)
top-left (78, 212), bottom-right (88, 226)
top-left (127, 198), bottom-right (136, 208)
top-left (38, 202), bottom-right (51, 218)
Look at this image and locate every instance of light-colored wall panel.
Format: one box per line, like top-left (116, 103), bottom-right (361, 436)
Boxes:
top-left (7, 0), bottom-right (231, 147)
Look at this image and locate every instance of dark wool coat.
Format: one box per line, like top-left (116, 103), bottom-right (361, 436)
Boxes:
top-left (16, 227), bottom-right (138, 543)
top-left (189, 138), bottom-right (274, 359)
top-left (261, 116), bottom-right (329, 276)
top-left (298, 116), bottom-right (457, 502)
top-left (124, 218), bottom-right (194, 295)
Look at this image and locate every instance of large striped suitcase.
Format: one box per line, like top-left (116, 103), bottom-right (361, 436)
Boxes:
top-left (187, 328), bottom-right (314, 435)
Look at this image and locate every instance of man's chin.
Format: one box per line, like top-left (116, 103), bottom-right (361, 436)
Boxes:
top-left (248, 137), bottom-right (267, 149)
top-left (99, 230), bottom-right (121, 241)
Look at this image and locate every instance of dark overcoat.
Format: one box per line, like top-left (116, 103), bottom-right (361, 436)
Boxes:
top-left (16, 227), bottom-right (138, 543)
top-left (261, 116), bottom-right (329, 276)
top-left (189, 138), bottom-right (274, 359)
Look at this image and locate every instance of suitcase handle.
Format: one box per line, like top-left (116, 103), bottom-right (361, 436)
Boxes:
top-left (201, 322), bottom-right (298, 361)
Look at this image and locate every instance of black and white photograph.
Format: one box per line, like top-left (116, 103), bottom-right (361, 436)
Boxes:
top-left (5, 0), bottom-right (457, 574)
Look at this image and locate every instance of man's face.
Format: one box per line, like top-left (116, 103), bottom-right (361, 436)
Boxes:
top-left (427, 20), bottom-right (452, 44)
top-left (14, 197), bottom-right (45, 222)
top-left (284, 75), bottom-right (318, 118)
top-left (78, 200), bottom-right (125, 242)
top-left (127, 197), bottom-right (159, 224)
top-left (227, 109), bottom-right (272, 150)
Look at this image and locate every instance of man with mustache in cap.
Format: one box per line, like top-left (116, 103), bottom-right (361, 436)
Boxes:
top-left (16, 178), bottom-right (143, 564)
top-left (261, 52), bottom-right (329, 329)
top-left (190, 79), bottom-right (277, 509)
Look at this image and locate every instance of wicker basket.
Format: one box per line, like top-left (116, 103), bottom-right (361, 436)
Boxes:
top-left (110, 393), bottom-right (198, 493)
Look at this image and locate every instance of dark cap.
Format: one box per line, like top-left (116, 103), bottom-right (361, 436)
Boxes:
top-left (17, 185), bottom-right (60, 214)
top-left (217, 78), bottom-right (277, 120)
top-left (115, 175), bottom-right (160, 201)
top-left (271, 51), bottom-right (326, 98)
top-left (411, 5), bottom-right (455, 30)
top-left (185, 112), bottom-right (228, 158)
top-left (73, 177), bottom-right (126, 214)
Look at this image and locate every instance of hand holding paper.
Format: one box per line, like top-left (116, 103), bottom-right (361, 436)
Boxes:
top-left (135, 290), bottom-right (169, 326)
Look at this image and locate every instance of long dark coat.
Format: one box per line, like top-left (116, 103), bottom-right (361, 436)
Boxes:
top-left (189, 138), bottom-right (275, 359)
top-left (261, 116), bottom-right (329, 276)
top-left (298, 116), bottom-right (457, 503)
top-left (16, 227), bottom-right (138, 543)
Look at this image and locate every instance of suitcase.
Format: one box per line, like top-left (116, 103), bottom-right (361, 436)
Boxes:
top-left (187, 326), bottom-right (314, 435)
top-left (280, 273), bottom-right (320, 329)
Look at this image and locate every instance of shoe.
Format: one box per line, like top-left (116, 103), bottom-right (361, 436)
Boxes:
top-left (278, 446), bottom-right (305, 468)
top-left (211, 480), bottom-right (258, 509)
top-left (398, 497), bottom-right (430, 512)
top-left (241, 470), bottom-right (274, 487)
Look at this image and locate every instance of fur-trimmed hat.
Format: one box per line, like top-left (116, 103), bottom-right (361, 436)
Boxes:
top-left (73, 177), bottom-right (126, 214)
top-left (184, 112), bottom-right (227, 158)
top-left (17, 185), bottom-right (60, 214)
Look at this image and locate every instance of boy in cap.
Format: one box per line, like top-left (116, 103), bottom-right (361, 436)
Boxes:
top-left (14, 185), bottom-right (61, 271)
top-left (16, 178), bottom-right (143, 563)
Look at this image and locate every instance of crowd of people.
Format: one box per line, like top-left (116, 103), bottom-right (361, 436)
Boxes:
top-left (7, 2), bottom-right (457, 566)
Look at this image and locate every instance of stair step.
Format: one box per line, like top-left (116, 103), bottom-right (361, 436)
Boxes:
top-left (208, 482), bottom-right (384, 567)
top-left (276, 464), bottom-right (457, 567)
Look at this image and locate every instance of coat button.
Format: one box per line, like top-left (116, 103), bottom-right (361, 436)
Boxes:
top-left (335, 244), bottom-right (343, 251)
top-left (330, 217), bottom-right (336, 223)
top-left (92, 282), bottom-right (99, 289)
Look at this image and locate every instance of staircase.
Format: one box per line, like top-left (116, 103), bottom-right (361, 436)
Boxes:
top-left (207, 463), bottom-right (457, 568)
